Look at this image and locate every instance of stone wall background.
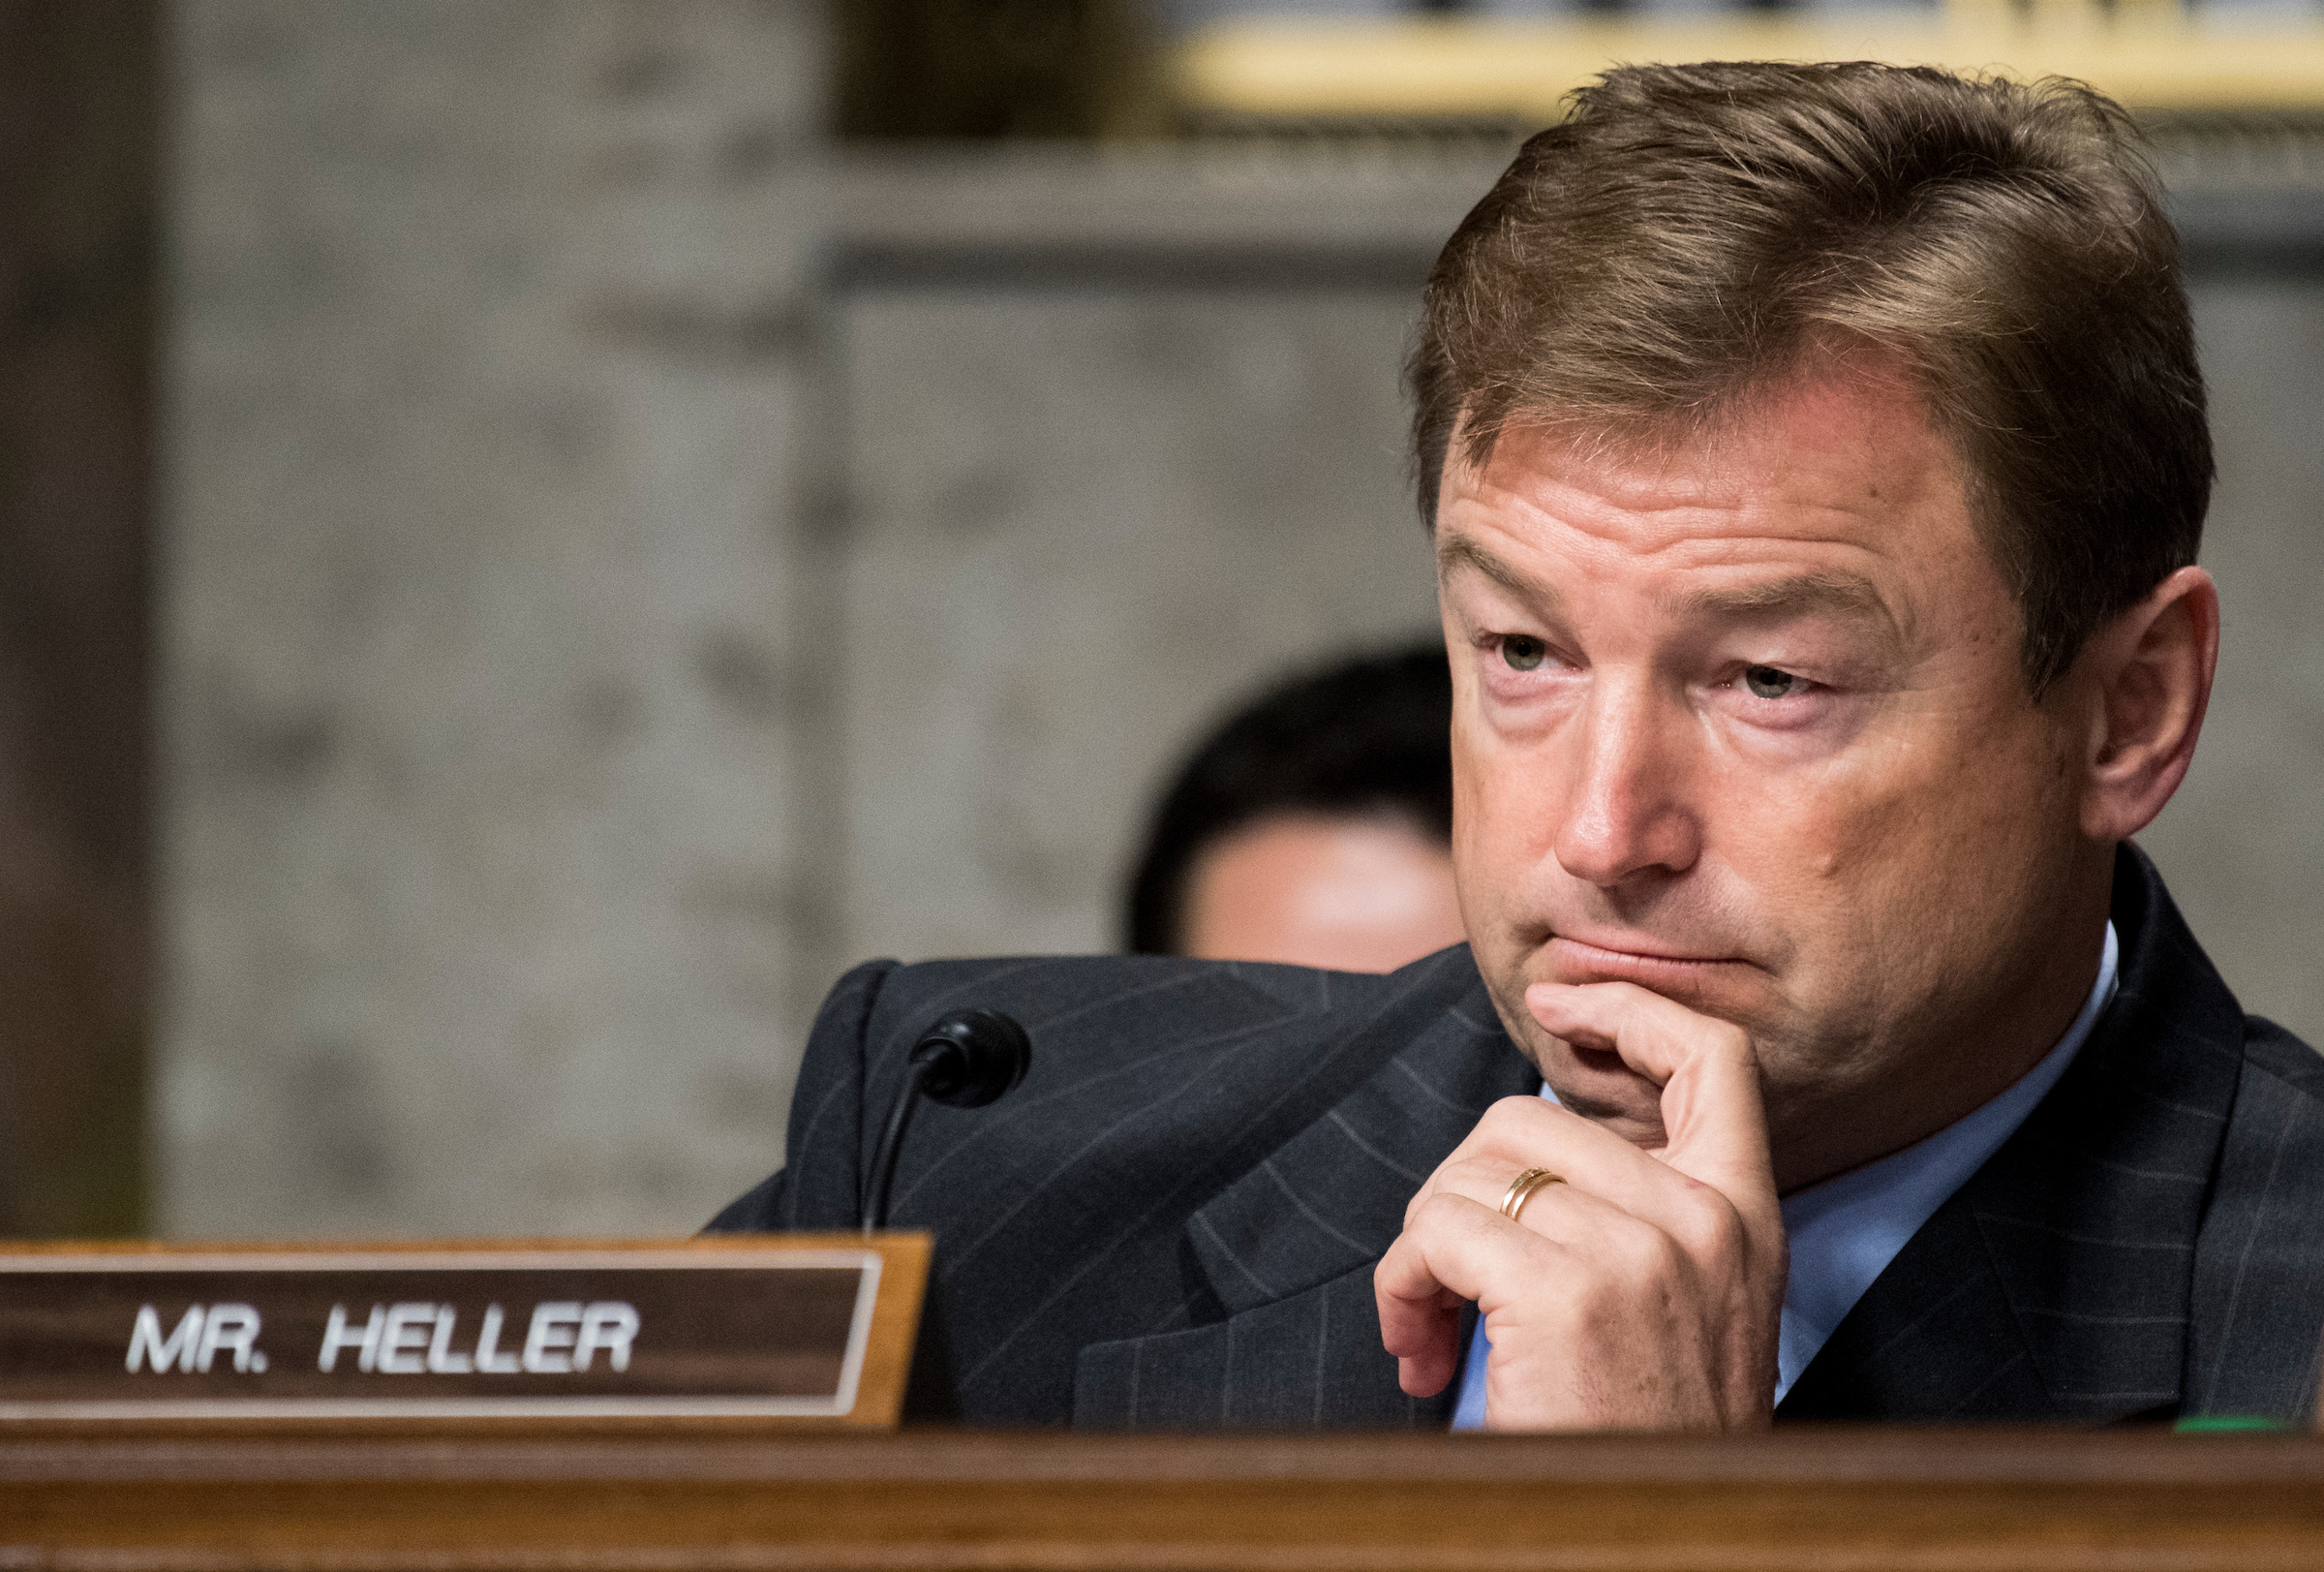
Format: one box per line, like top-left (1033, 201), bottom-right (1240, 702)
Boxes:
top-left (839, 290), bottom-right (1438, 965)
top-left (162, 0), bottom-right (830, 1236)
top-left (160, 1), bottom-right (2324, 1239)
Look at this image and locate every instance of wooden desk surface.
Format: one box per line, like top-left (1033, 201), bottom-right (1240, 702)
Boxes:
top-left (6, 1422), bottom-right (2322, 1569)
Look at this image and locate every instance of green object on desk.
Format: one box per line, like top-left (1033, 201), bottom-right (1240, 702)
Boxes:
top-left (2175, 1415), bottom-right (2292, 1433)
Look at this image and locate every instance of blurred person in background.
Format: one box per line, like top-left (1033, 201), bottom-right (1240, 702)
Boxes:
top-left (1124, 645), bottom-right (1465, 972)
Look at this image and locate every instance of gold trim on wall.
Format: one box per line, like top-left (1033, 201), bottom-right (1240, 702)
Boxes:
top-left (1170, 7), bottom-right (2324, 122)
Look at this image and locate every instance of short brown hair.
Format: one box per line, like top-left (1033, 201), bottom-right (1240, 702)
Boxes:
top-left (1409, 62), bottom-right (2211, 694)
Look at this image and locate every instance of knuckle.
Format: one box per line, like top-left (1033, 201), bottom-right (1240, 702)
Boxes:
top-left (1413, 1191), bottom-right (1472, 1233)
top-left (1605, 1217), bottom-right (1683, 1282)
top-left (1672, 1192), bottom-right (1748, 1266)
top-left (1479, 1095), bottom-right (1543, 1136)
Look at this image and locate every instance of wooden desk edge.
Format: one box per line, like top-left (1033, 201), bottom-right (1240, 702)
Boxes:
top-left (4, 1422), bottom-right (2323, 1483)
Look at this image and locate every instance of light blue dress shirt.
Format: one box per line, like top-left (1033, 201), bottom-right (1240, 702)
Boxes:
top-left (1451, 920), bottom-right (2120, 1430)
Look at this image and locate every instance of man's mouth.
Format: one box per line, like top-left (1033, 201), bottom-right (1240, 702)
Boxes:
top-left (1545, 934), bottom-right (1748, 989)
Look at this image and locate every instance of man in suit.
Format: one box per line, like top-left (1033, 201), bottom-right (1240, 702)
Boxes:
top-left (711, 61), bottom-right (2324, 1430)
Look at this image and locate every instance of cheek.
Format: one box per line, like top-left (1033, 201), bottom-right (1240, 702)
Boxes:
top-left (1725, 698), bottom-right (2075, 958)
top-left (1451, 721), bottom-right (1493, 919)
top-left (1452, 715), bottom-right (1548, 938)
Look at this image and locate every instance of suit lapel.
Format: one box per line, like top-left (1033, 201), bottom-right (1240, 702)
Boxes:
top-left (1075, 952), bottom-right (1535, 1429)
top-left (1781, 846), bottom-right (2246, 1422)
top-left (1776, 1193), bottom-right (2054, 1420)
top-left (1184, 966), bottom-right (1536, 1314)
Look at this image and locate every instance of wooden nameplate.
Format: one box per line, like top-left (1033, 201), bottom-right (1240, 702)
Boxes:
top-left (0, 1234), bottom-right (928, 1427)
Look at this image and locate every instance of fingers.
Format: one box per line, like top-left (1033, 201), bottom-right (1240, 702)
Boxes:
top-left (1525, 980), bottom-right (1775, 1212)
top-left (1406, 1093), bottom-right (1745, 1252)
top-left (1402, 1094), bottom-right (1640, 1227)
top-left (1376, 1191), bottom-right (1570, 1397)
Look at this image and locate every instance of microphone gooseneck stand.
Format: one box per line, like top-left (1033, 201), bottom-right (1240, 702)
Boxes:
top-left (861, 1008), bottom-right (1033, 1232)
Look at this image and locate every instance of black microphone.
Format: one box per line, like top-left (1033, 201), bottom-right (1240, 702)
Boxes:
top-left (861, 1009), bottom-right (1032, 1231)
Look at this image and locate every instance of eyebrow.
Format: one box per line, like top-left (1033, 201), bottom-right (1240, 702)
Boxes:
top-left (1439, 534), bottom-right (1902, 649)
top-left (1677, 574), bottom-right (1902, 652)
top-left (1436, 534), bottom-right (1558, 608)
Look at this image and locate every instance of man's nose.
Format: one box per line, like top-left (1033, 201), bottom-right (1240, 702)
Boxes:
top-left (1552, 676), bottom-right (1702, 888)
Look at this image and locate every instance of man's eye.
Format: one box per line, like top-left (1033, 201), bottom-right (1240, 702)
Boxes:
top-left (1500, 636), bottom-right (1547, 672)
top-left (1743, 664), bottom-right (1802, 699)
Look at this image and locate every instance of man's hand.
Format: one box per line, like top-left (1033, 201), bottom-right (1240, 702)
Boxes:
top-left (1373, 980), bottom-right (1786, 1430)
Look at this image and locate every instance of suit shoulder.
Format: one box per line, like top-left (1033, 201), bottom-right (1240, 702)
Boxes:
top-left (2241, 1014), bottom-right (2324, 1103)
top-left (2209, 1014), bottom-right (2324, 1214)
top-left (858, 952), bottom-right (1385, 1074)
top-left (711, 949), bottom-right (1458, 1237)
top-left (2186, 1012), bottom-right (2324, 1419)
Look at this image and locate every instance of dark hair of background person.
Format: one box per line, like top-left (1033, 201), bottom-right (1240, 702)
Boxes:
top-left (1124, 643), bottom-right (1453, 956)
top-left (1407, 61), bottom-right (2212, 696)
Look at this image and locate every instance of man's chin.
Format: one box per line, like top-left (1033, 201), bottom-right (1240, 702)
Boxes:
top-left (1538, 1044), bottom-right (1671, 1146)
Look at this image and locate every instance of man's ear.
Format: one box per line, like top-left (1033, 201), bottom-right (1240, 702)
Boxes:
top-left (2076, 565), bottom-right (2220, 843)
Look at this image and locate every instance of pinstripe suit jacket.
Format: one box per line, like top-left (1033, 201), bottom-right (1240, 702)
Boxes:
top-left (709, 847), bottom-right (2324, 1428)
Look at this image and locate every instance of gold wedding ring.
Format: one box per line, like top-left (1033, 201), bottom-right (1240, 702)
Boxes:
top-left (1498, 1166), bottom-right (1565, 1223)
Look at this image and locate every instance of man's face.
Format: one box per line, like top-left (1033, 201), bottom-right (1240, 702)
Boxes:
top-left (1438, 367), bottom-right (2110, 1188)
top-left (1179, 813), bottom-right (1467, 974)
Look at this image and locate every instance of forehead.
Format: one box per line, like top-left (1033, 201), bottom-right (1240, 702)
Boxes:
top-left (1437, 370), bottom-right (1983, 594)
